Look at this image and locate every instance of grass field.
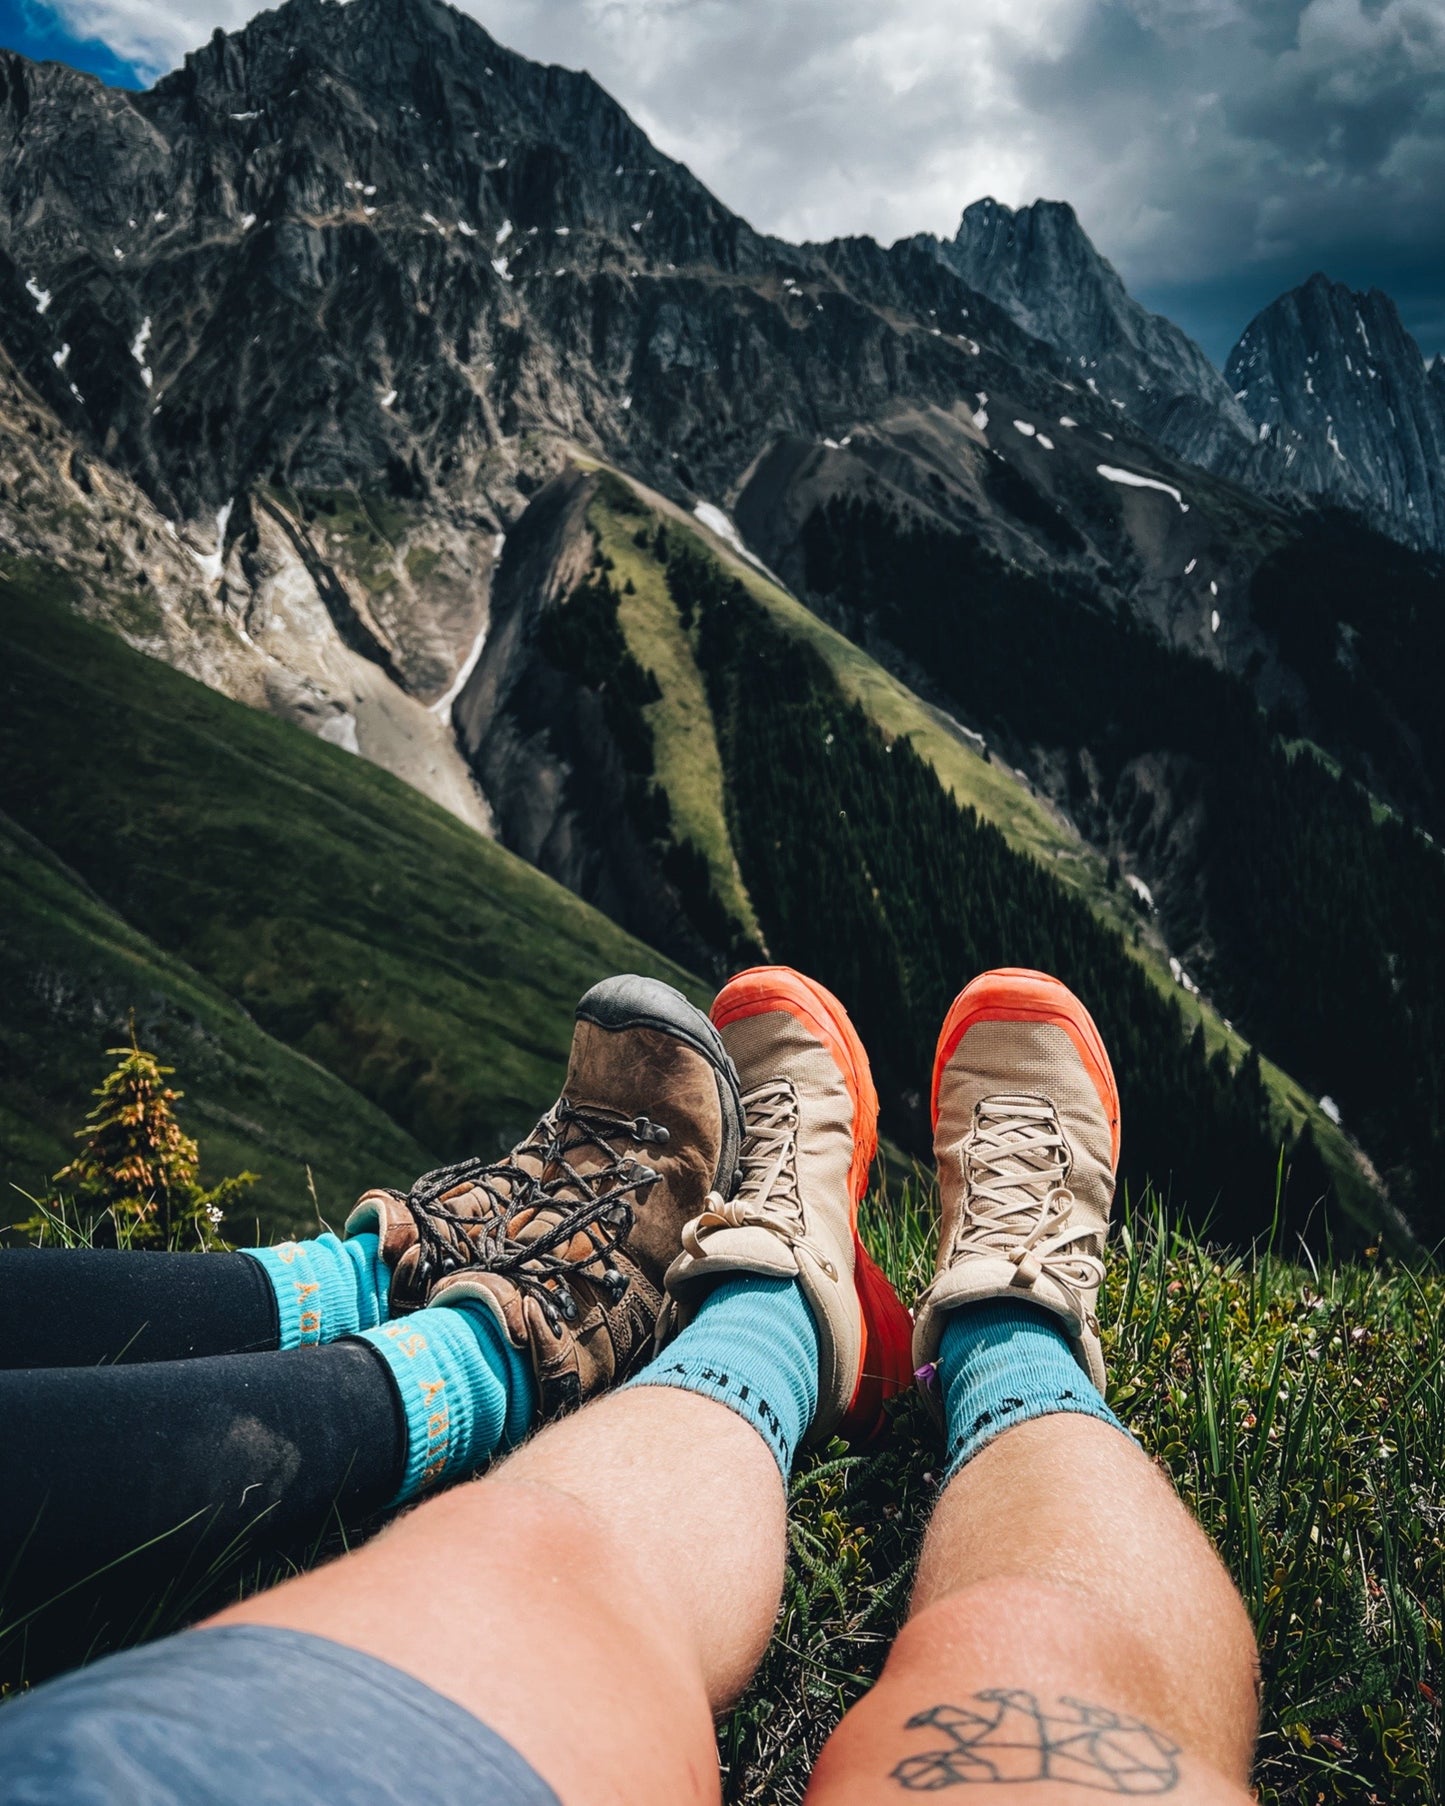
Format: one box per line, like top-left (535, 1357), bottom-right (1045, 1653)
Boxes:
top-left (0, 812), bottom-right (430, 1236)
top-left (590, 481), bottom-right (761, 945)
top-left (725, 1181), bottom-right (1443, 1803)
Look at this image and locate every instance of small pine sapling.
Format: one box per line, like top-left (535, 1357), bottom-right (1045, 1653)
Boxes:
top-left (44, 1028), bottom-right (254, 1248)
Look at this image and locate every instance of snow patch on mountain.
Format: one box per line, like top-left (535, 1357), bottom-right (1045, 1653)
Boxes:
top-left (191, 500), bottom-right (234, 585)
top-left (693, 501), bottom-right (771, 574)
top-left (318, 711), bottom-right (361, 753)
top-left (130, 317), bottom-right (153, 389)
top-left (1097, 465), bottom-right (1188, 511)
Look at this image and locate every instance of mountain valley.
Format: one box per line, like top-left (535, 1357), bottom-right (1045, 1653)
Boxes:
top-left (1, 0), bottom-right (1443, 1253)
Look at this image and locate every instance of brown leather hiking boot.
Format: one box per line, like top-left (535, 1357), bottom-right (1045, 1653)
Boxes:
top-left (346, 975), bottom-right (744, 1418)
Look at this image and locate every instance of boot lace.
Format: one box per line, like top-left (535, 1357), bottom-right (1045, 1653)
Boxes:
top-left (681, 1079), bottom-right (839, 1280)
top-left (952, 1094), bottom-right (1104, 1323)
top-left (391, 1099), bottom-right (667, 1333)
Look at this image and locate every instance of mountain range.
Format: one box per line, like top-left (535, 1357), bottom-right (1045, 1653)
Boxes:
top-left (916, 197), bottom-right (1445, 546)
top-left (2, 0), bottom-right (1443, 1253)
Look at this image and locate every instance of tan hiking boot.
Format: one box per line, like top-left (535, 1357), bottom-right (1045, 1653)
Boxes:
top-left (912, 968), bottom-right (1121, 1393)
top-left (660, 966), bottom-right (913, 1445)
top-left (346, 975), bottom-right (744, 1419)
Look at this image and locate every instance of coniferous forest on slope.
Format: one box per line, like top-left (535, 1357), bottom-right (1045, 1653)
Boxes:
top-left (639, 539), bottom-right (1312, 1245)
top-left (801, 497), bottom-right (1445, 1243)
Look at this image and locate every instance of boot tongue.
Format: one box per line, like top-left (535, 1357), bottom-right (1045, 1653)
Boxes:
top-left (501, 1017), bottom-right (670, 1264)
top-left (978, 1115), bottom-right (1060, 1215)
top-left (968, 1098), bottom-right (1062, 1213)
top-left (1002, 1122), bottom-right (1050, 1194)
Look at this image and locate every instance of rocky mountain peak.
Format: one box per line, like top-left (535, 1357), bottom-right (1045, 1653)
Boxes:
top-left (156, 0), bottom-right (505, 103)
top-left (957, 194), bottom-right (1086, 256)
top-left (1225, 273), bottom-right (1445, 548)
top-left (0, 0), bottom-right (789, 524)
top-left (914, 194), bottom-right (1251, 463)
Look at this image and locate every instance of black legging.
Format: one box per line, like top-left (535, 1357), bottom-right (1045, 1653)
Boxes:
top-left (0, 1250), bottom-right (406, 1685)
top-left (2, 1246), bottom-right (281, 1367)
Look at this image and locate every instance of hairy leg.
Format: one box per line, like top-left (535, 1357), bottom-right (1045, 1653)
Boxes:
top-left (804, 1416), bottom-right (1259, 1804)
top-left (213, 1383), bottom-right (786, 1806)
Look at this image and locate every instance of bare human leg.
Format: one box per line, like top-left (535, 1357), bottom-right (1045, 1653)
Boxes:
top-left (210, 963), bottom-right (917, 1806)
top-left (803, 1412), bottom-right (1259, 1803)
top-left (214, 1381), bottom-right (786, 1806)
top-left (808, 967), bottom-right (1260, 1803)
top-left (1, 971), bottom-right (808, 1806)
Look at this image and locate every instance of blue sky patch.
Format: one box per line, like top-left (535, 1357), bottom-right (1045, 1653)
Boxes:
top-left (0, 0), bottom-right (143, 88)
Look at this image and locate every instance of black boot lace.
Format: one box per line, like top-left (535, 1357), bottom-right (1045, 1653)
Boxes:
top-left (389, 1099), bottom-right (668, 1334)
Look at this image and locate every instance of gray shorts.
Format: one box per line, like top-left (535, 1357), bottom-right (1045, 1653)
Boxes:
top-left (0, 1624), bottom-right (561, 1805)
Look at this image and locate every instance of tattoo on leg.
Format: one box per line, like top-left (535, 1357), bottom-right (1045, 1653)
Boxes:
top-left (891, 1692), bottom-right (1180, 1793)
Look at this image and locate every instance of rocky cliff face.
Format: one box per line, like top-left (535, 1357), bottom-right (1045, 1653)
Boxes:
top-left (0, 0), bottom-right (1063, 532)
top-left (917, 198), bottom-right (1254, 462)
top-left (916, 202), bottom-right (1445, 556)
top-left (3, 0), bottom-right (1265, 800)
top-left (0, 0), bottom-right (1090, 761)
top-left (1224, 274), bottom-right (1445, 550)
top-left (2, 0), bottom-right (1440, 857)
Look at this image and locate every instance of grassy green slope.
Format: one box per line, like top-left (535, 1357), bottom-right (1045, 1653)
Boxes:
top-left (0, 814), bottom-right (430, 1237)
top-left (578, 460), bottom-right (1378, 1230)
top-left (721, 555), bottom-right (1378, 1223)
top-left (591, 484), bottom-right (761, 945)
top-left (0, 563), bottom-right (705, 1236)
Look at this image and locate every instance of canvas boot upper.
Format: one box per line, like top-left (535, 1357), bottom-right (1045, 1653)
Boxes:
top-left (912, 967), bottom-right (1121, 1393)
top-left (660, 966), bottom-right (913, 1445)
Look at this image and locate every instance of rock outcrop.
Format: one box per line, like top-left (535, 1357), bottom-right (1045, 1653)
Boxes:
top-left (916, 198), bottom-right (1254, 461)
top-left (1225, 274), bottom-right (1445, 550)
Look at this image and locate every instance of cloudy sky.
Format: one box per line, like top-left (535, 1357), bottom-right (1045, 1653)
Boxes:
top-left (4, 0), bottom-right (1443, 363)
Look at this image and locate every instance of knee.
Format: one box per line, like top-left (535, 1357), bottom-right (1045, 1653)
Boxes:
top-left (894, 1576), bottom-right (1119, 1680)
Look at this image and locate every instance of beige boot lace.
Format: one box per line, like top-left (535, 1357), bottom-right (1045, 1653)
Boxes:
top-left (683, 1078), bottom-right (839, 1279)
top-left (952, 1094), bottom-right (1104, 1323)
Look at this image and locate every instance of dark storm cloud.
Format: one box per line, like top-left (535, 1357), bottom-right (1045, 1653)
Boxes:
top-left (34, 0), bottom-right (1445, 363)
top-left (1003, 0), bottom-right (1445, 356)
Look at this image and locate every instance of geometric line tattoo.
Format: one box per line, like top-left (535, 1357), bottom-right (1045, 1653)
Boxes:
top-left (891, 1691), bottom-right (1181, 1792)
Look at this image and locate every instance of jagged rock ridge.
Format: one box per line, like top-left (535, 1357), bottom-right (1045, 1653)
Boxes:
top-left (1225, 273), bottom-right (1445, 548)
top-left (916, 201), bottom-right (1445, 555)
top-left (915, 197), bottom-right (1254, 466)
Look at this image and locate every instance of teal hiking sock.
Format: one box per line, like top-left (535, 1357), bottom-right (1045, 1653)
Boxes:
top-left (360, 1304), bottom-right (537, 1504)
top-left (243, 1232), bottom-right (390, 1349)
top-left (627, 1277), bottom-right (821, 1478)
top-left (938, 1300), bottom-right (1131, 1481)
